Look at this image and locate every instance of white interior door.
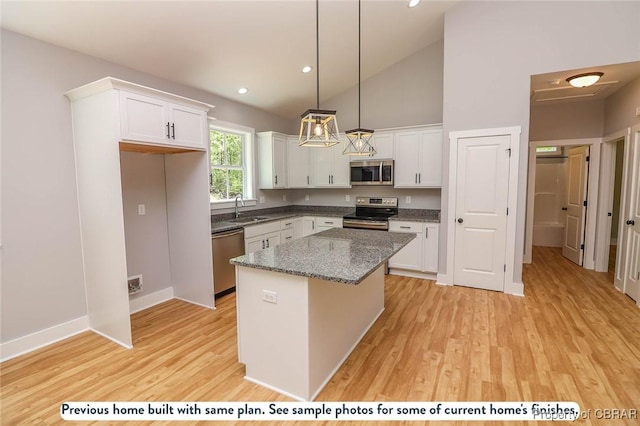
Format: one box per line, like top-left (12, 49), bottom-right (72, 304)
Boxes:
top-left (622, 132), bottom-right (640, 303)
top-left (454, 135), bottom-right (510, 292)
top-left (562, 146), bottom-right (589, 265)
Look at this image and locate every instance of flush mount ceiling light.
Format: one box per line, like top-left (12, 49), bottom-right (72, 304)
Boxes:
top-left (566, 72), bottom-right (604, 88)
top-left (237, 87), bottom-right (248, 95)
top-left (302, 66), bottom-right (312, 73)
top-left (408, 0), bottom-right (421, 8)
top-left (299, 0), bottom-right (340, 148)
top-left (343, 0), bottom-right (376, 156)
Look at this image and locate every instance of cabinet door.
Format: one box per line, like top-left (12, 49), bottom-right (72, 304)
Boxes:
top-left (281, 228), bottom-right (295, 243)
top-left (245, 235), bottom-right (265, 253)
top-left (394, 131), bottom-right (422, 187)
top-left (264, 232), bottom-right (280, 249)
top-left (293, 218), bottom-right (304, 239)
top-left (349, 132), bottom-right (393, 161)
top-left (272, 134), bottom-right (288, 188)
top-left (302, 217), bottom-right (316, 236)
top-left (120, 91), bottom-right (169, 145)
top-left (313, 147), bottom-right (334, 187)
top-left (418, 129), bottom-right (443, 187)
top-left (331, 143), bottom-right (351, 187)
top-left (169, 103), bottom-right (208, 149)
top-left (288, 136), bottom-right (312, 187)
top-left (423, 223), bottom-right (439, 273)
top-left (389, 221), bottom-right (423, 271)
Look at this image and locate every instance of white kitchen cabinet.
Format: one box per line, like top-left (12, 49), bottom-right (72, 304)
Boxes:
top-left (244, 220), bottom-right (282, 253)
top-left (257, 132), bottom-right (288, 189)
top-left (313, 141), bottom-right (351, 188)
top-left (301, 217), bottom-right (317, 236)
top-left (389, 221), bottom-right (440, 276)
top-left (293, 218), bottom-right (304, 239)
top-left (65, 77), bottom-right (213, 349)
top-left (315, 217), bottom-right (343, 232)
top-left (287, 136), bottom-right (313, 188)
top-left (120, 90), bottom-right (208, 150)
top-left (349, 131), bottom-right (394, 161)
top-left (280, 218), bottom-right (295, 243)
top-left (389, 221), bottom-right (423, 271)
top-left (423, 223), bottom-right (439, 273)
top-left (394, 127), bottom-right (442, 188)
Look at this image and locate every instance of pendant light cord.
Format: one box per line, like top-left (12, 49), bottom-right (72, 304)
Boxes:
top-left (357, 0), bottom-right (361, 128)
top-left (316, 0), bottom-right (320, 110)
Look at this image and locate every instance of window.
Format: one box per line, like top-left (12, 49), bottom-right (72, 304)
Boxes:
top-left (209, 121), bottom-right (254, 206)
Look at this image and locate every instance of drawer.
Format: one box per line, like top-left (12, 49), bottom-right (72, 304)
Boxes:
top-left (389, 221), bottom-right (422, 233)
top-left (281, 228), bottom-right (295, 242)
top-left (244, 220), bottom-right (281, 239)
top-left (280, 218), bottom-right (295, 230)
top-left (315, 217), bottom-right (342, 228)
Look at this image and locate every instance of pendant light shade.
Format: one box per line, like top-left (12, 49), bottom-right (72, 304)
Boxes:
top-left (343, 0), bottom-right (376, 156)
top-left (299, 0), bottom-right (340, 147)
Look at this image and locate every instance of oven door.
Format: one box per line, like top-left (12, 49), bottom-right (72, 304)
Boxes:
top-left (342, 218), bottom-right (389, 231)
top-left (350, 160), bottom-right (393, 186)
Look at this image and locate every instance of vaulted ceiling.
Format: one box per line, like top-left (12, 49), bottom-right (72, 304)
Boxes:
top-left (1, 0), bottom-right (458, 119)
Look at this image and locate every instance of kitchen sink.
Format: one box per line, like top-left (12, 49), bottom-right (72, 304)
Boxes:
top-left (229, 216), bottom-right (268, 224)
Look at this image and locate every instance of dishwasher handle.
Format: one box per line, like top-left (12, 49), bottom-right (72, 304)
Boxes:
top-left (211, 229), bottom-right (244, 239)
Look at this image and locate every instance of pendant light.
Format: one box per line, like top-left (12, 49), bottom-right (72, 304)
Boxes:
top-left (343, 0), bottom-right (376, 156)
top-left (299, 0), bottom-right (340, 147)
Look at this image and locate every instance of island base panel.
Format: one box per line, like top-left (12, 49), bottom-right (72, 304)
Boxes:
top-left (236, 265), bottom-right (385, 401)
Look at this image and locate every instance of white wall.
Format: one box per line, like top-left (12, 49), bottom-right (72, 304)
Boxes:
top-left (604, 74), bottom-right (640, 136)
top-left (530, 100), bottom-right (605, 141)
top-left (0, 30), bottom-right (292, 344)
top-left (441, 1), bottom-right (640, 284)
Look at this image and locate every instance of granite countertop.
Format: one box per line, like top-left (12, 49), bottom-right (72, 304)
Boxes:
top-left (389, 209), bottom-right (440, 223)
top-left (230, 228), bottom-right (415, 285)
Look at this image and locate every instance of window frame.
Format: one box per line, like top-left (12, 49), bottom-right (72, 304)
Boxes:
top-left (208, 119), bottom-right (256, 210)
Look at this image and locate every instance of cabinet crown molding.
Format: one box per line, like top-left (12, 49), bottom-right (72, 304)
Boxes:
top-left (64, 76), bottom-right (214, 111)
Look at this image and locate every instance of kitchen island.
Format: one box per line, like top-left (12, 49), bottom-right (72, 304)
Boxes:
top-left (230, 228), bottom-right (415, 401)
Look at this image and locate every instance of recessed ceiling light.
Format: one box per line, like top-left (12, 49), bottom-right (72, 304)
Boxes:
top-left (408, 0), bottom-right (421, 8)
top-left (238, 87), bottom-right (248, 95)
top-left (302, 66), bottom-right (312, 73)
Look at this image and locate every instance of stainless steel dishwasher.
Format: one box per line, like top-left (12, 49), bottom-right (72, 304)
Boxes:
top-left (211, 228), bottom-right (245, 297)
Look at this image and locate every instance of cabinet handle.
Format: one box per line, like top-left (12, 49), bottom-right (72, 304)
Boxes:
top-left (325, 221), bottom-right (333, 225)
top-left (171, 123), bottom-right (175, 139)
top-left (307, 176), bottom-right (310, 185)
top-left (266, 239), bottom-right (270, 248)
top-left (328, 175), bottom-right (331, 184)
top-left (166, 122), bottom-right (171, 139)
top-left (285, 222), bottom-right (292, 226)
top-left (312, 222), bottom-right (315, 230)
top-left (627, 220), bottom-right (636, 225)
top-left (418, 173), bottom-right (421, 184)
top-left (275, 175), bottom-right (278, 185)
top-left (286, 236), bottom-right (292, 240)
top-left (425, 228), bottom-right (429, 238)
top-left (415, 173), bottom-right (418, 184)
top-left (261, 240), bottom-right (265, 249)
top-left (400, 226), bottom-right (411, 229)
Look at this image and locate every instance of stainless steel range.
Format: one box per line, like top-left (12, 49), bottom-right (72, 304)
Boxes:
top-left (343, 197), bottom-right (398, 231)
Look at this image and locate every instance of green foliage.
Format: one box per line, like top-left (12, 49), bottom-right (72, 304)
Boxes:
top-left (210, 129), bottom-right (245, 200)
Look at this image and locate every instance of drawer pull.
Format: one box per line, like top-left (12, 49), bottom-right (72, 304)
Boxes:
top-left (400, 226), bottom-right (411, 229)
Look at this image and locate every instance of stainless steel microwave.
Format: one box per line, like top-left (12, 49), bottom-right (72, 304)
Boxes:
top-left (350, 160), bottom-right (394, 186)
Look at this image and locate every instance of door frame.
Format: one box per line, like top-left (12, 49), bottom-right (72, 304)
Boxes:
top-left (594, 128), bottom-right (629, 274)
top-left (438, 126), bottom-right (522, 295)
top-left (524, 138), bottom-right (601, 269)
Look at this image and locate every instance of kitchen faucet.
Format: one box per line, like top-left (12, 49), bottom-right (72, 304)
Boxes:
top-left (235, 195), bottom-right (245, 218)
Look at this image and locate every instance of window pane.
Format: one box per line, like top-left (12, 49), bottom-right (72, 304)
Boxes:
top-left (210, 168), bottom-right (228, 200)
top-left (210, 130), bottom-right (225, 165)
top-left (228, 169), bottom-right (244, 198)
top-left (226, 134), bottom-right (243, 166)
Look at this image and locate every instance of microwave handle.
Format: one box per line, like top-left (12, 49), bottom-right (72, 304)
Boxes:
top-left (379, 162), bottom-right (383, 184)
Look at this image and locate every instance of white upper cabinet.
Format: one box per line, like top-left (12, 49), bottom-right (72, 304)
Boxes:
top-left (119, 91), bottom-right (208, 150)
top-left (348, 131), bottom-right (394, 161)
top-left (313, 140), bottom-right (351, 188)
top-left (257, 132), bottom-right (288, 189)
top-left (394, 127), bottom-right (442, 188)
top-left (287, 135), bottom-right (313, 188)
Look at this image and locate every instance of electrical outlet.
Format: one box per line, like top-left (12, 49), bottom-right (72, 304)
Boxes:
top-left (137, 204), bottom-right (146, 215)
top-left (405, 196), bottom-right (412, 204)
top-left (345, 194), bottom-right (350, 201)
top-left (128, 275), bottom-right (143, 295)
top-left (283, 194), bottom-right (287, 201)
top-left (305, 194), bottom-right (310, 201)
top-left (263, 290), bottom-right (277, 304)
top-left (259, 196), bottom-right (265, 204)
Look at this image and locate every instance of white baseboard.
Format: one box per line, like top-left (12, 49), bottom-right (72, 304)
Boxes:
top-left (129, 287), bottom-right (174, 314)
top-left (436, 272), bottom-right (453, 286)
top-left (0, 316), bottom-right (89, 363)
top-left (507, 281), bottom-right (525, 297)
top-left (388, 268), bottom-right (437, 281)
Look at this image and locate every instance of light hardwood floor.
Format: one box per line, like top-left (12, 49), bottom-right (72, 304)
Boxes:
top-left (2, 246), bottom-right (639, 425)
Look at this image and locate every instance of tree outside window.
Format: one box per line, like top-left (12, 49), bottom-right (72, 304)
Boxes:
top-left (210, 129), bottom-right (245, 201)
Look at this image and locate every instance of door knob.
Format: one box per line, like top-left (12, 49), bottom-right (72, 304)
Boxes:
top-left (627, 220), bottom-right (636, 225)
top-left (457, 218), bottom-right (464, 224)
